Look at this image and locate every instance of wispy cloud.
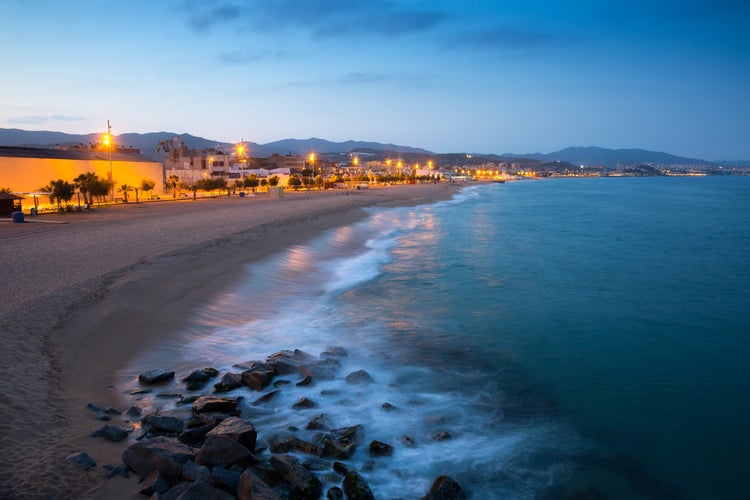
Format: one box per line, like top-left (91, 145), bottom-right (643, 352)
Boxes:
top-left (442, 26), bottom-right (578, 52)
top-left (7, 115), bottom-right (84, 125)
top-left (181, 0), bottom-right (447, 38)
top-left (217, 49), bottom-right (288, 64)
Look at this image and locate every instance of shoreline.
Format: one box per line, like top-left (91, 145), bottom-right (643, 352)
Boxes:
top-left (0, 183), bottom-right (460, 498)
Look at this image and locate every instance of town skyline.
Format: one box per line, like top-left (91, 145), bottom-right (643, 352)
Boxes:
top-left (2, 1), bottom-right (749, 161)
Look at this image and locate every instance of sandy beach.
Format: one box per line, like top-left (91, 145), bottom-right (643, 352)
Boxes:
top-left (0, 183), bottom-right (460, 499)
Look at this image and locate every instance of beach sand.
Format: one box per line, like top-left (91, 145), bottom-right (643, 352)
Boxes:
top-left (0, 183), bottom-right (459, 499)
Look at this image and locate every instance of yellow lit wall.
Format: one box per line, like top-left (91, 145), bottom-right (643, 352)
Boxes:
top-left (0, 156), bottom-right (164, 195)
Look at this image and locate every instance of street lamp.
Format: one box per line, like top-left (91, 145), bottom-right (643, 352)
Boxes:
top-left (308, 152), bottom-right (316, 189)
top-left (103, 120), bottom-right (113, 201)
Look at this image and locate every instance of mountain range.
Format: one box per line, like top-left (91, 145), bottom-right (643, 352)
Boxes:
top-left (1, 128), bottom-right (745, 168)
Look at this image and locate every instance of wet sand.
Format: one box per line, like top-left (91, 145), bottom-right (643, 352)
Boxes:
top-left (0, 184), bottom-right (459, 498)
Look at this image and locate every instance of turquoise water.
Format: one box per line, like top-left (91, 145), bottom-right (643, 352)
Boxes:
top-left (127, 177), bottom-right (750, 498)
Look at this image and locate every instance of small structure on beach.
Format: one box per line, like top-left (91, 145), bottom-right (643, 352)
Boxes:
top-left (0, 192), bottom-right (23, 217)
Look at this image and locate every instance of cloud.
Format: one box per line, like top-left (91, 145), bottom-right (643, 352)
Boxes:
top-left (442, 26), bottom-right (577, 52)
top-left (7, 115), bottom-right (84, 125)
top-left (217, 49), bottom-right (287, 64)
top-left (181, 0), bottom-right (447, 38)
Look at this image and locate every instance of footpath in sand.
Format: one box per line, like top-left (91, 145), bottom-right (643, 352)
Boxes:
top-left (0, 183), bottom-right (459, 498)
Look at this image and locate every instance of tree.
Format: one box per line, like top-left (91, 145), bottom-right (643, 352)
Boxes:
top-left (167, 175), bottom-right (180, 198)
top-left (118, 184), bottom-right (134, 202)
top-left (287, 175), bottom-right (302, 190)
top-left (268, 175), bottom-right (279, 187)
top-left (233, 179), bottom-right (244, 192)
top-left (0, 187), bottom-right (12, 194)
top-left (244, 174), bottom-right (259, 193)
top-left (73, 172), bottom-right (98, 206)
top-left (260, 178), bottom-right (268, 188)
top-left (43, 179), bottom-right (75, 211)
top-left (89, 178), bottom-right (112, 204)
top-left (140, 178), bottom-right (156, 199)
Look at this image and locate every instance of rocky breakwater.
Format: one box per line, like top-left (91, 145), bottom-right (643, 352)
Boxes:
top-left (70, 347), bottom-right (467, 499)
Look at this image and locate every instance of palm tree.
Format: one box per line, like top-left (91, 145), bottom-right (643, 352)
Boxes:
top-left (0, 187), bottom-right (12, 194)
top-left (118, 184), bottom-right (134, 203)
top-left (167, 175), bottom-right (180, 198)
top-left (73, 172), bottom-right (97, 206)
top-left (42, 179), bottom-right (75, 211)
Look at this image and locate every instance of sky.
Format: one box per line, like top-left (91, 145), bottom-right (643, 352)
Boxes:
top-left (1, 0), bottom-right (749, 160)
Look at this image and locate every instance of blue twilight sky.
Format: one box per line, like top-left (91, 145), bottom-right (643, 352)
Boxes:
top-left (1, 0), bottom-right (749, 160)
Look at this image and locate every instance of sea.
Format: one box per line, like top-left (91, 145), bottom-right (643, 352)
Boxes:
top-left (122, 176), bottom-right (750, 499)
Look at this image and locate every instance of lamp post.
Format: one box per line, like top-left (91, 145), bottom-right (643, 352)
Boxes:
top-left (104, 120), bottom-right (113, 201)
top-left (308, 152), bottom-right (316, 189)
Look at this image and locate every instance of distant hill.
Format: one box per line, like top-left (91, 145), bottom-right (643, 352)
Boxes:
top-left (1, 128), bottom-right (745, 166)
top-left (505, 146), bottom-right (713, 169)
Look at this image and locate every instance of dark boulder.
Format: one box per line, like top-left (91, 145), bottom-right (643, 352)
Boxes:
top-left (139, 369), bottom-right (175, 385)
top-left (183, 370), bottom-right (211, 383)
top-left (193, 396), bottom-right (238, 414)
top-left (327, 486), bottom-right (344, 500)
top-left (121, 436), bottom-right (195, 479)
top-left (332, 461), bottom-right (350, 476)
top-left (179, 424), bottom-right (216, 446)
top-left (432, 431), bottom-right (452, 441)
top-left (292, 397), bottom-right (317, 410)
top-left (85, 402), bottom-right (102, 412)
top-left (369, 440), bottom-right (394, 457)
top-left (238, 469), bottom-right (281, 500)
top-left (241, 369), bottom-right (274, 391)
top-left (401, 435), bottom-right (416, 447)
top-left (143, 414), bottom-right (184, 435)
top-left (320, 437), bottom-right (356, 459)
top-left (139, 468), bottom-right (171, 496)
top-left (344, 369), bottom-right (374, 385)
top-left (126, 406), bottom-right (142, 417)
top-left (66, 451), bottom-right (96, 471)
top-left (103, 425), bottom-right (129, 442)
top-left (296, 375), bottom-right (315, 387)
top-left (269, 435), bottom-right (322, 456)
top-left (195, 434), bottom-right (256, 468)
top-left (205, 416), bottom-right (257, 452)
top-left (182, 460), bottom-right (212, 483)
top-left (305, 413), bottom-right (332, 431)
top-left (381, 402), bottom-right (398, 411)
top-left (269, 454), bottom-right (322, 500)
top-left (252, 390), bottom-right (279, 405)
top-left (343, 471), bottom-right (374, 500)
top-left (158, 480), bottom-right (235, 499)
top-left (214, 372), bottom-right (242, 392)
top-left (423, 475), bottom-right (466, 500)
top-left (212, 466), bottom-right (241, 493)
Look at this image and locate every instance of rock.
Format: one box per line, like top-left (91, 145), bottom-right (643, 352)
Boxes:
top-left (423, 475), bottom-right (466, 500)
top-left (193, 395), bottom-right (238, 414)
top-left (102, 464), bottom-right (129, 479)
top-left (292, 397), bottom-right (317, 409)
top-left (91, 425), bottom-right (109, 438)
top-left (179, 424), bottom-right (215, 446)
top-left (361, 459), bottom-right (376, 472)
top-left (343, 470), bottom-right (374, 500)
top-left (103, 425), bottom-right (129, 442)
top-left (158, 480), bottom-right (235, 500)
top-left (296, 375), bottom-right (315, 387)
top-left (269, 454), bottom-right (322, 500)
top-left (305, 413), bottom-right (332, 431)
top-left (205, 416), bottom-right (257, 452)
top-left (321, 346), bottom-right (348, 358)
top-left (401, 435), bottom-right (416, 447)
top-left (85, 402), bottom-right (102, 412)
top-left (183, 370), bottom-right (211, 383)
top-left (302, 458), bottom-right (330, 471)
top-left (369, 440), bottom-right (394, 457)
top-left (327, 486), bottom-right (344, 500)
top-left (381, 402), bottom-right (398, 411)
top-left (241, 369), bottom-right (274, 391)
top-left (320, 437), bottom-right (356, 459)
top-left (432, 431), bottom-right (452, 441)
top-left (214, 372), bottom-right (242, 392)
top-left (143, 415), bottom-right (184, 435)
top-left (139, 369), bottom-right (175, 385)
top-left (104, 407), bottom-right (122, 415)
top-left (238, 469), bottom-right (281, 500)
top-left (139, 468), bottom-right (171, 496)
top-left (344, 369), bottom-right (374, 385)
top-left (273, 380), bottom-right (291, 388)
top-left (195, 434), bottom-right (256, 468)
top-left (95, 411), bottom-right (110, 421)
top-left (253, 390), bottom-right (279, 405)
top-left (330, 425), bottom-right (364, 445)
top-left (66, 451), bottom-right (96, 471)
top-left (203, 367), bottom-right (220, 378)
top-left (212, 466), bottom-right (241, 493)
top-left (269, 435), bottom-right (322, 456)
top-left (332, 461), bottom-right (350, 476)
top-left (121, 436), bottom-right (195, 479)
top-left (126, 406), bottom-right (142, 417)
top-left (181, 460), bottom-right (212, 483)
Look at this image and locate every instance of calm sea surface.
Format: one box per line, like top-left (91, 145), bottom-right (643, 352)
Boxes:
top-left (125, 177), bottom-right (750, 499)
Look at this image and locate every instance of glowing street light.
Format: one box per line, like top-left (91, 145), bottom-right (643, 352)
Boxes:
top-left (308, 152), bottom-right (316, 188)
top-left (104, 120), bottom-right (113, 201)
